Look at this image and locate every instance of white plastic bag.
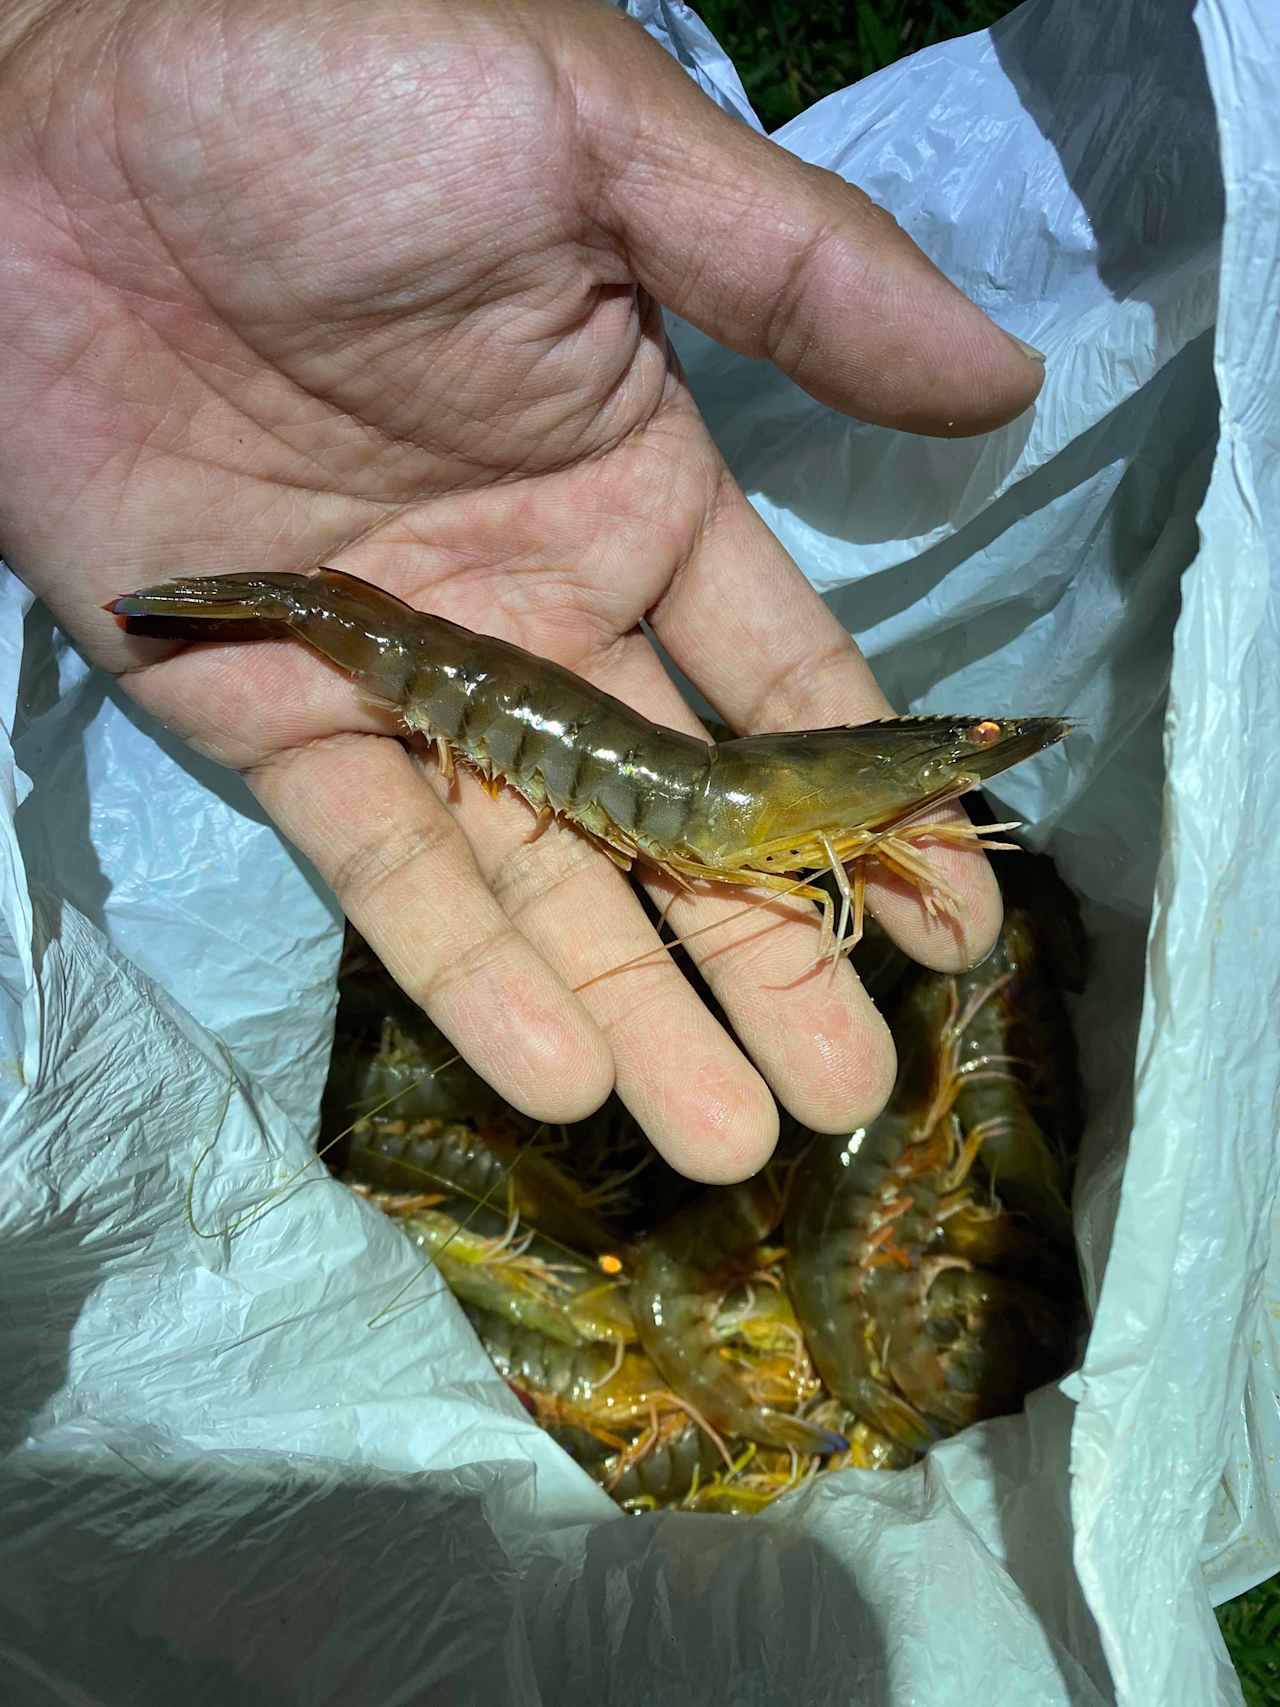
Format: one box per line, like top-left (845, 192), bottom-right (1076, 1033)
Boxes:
top-left (2, 0), bottom-right (1277, 1701)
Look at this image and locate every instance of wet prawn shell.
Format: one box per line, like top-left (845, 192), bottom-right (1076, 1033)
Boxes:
top-left (399, 607), bottom-right (1068, 879)
top-left (956, 909), bottom-right (1086, 1171)
top-left (400, 646), bottom-right (712, 859)
top-left (786, 1123), bottom-right (944, 1349)
top-left (463, 1306), bottom-right (621, 1403)
top-left (349, 1118), bottom-right (515, 1203)
top-left (116, 570), bottom-right (1068, 896)
top-left (683, 717), bottom-right (1070, 867)
top-left (607, 1424), bottom-right (724, 1508)
top-left (880, 1267), bottom-right (1069, 1432)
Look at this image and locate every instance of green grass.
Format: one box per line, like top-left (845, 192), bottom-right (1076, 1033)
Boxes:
top-left (696, 0), bottom-right (1019, 129)
top-left (1218, 1575), bottom-right (1280, 1706)
top-left (713, 3), bottom-right (1279, 1700)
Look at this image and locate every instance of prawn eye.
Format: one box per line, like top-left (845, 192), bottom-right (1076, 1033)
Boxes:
top-left (969, 719), bottom-right (1003, 748)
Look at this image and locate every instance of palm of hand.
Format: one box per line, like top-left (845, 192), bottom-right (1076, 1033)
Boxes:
top-left (0, 0), bottom-right (1036, 1177)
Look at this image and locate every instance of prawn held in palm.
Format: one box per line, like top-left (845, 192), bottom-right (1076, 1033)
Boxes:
top-left (109, 568), bottom-right (1070, 964)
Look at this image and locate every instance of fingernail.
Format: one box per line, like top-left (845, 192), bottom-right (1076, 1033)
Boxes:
top-left (1007, 332), bottom-right (1046, 362)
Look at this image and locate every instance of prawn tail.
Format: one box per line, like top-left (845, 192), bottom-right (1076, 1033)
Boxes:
top-left (856, 1381), bottom-right (941, 1454)
top-left (108, 568), bottom-right (419, 700)
top-left (760, 1411), bottom-right (849, 1457)
top-left (109, 572), bottom-right (313, 631)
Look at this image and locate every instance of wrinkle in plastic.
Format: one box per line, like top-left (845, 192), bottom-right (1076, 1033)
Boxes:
top-left (1, 1), bottom-right (1277, 1702)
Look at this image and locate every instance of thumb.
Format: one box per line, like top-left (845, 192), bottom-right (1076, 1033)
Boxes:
top-left (571, 8), bottom-right (1042, 437)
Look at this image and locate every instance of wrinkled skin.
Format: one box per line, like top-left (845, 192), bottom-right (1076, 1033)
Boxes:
top-left (0, 0), bottom-right (1043, 1180)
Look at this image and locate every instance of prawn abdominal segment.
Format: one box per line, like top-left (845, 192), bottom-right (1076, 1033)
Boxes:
top-left (110, 569), bottom-right (1070, 958)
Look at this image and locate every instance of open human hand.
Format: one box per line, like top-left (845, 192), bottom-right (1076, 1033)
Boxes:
top-left (0, 0), bottom-right (1043, 1180)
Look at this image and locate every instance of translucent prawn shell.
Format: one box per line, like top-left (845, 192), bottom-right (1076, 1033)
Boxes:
top-left (396, 624), bottom-right (715, 859)
top-left (785, 1112), bottom-right (946, 1451)
top-left (688, 718), bottom-right (1067, 865)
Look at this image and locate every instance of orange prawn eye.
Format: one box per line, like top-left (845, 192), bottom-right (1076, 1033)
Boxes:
top-left (969, 719), bottom-right (1003, 747)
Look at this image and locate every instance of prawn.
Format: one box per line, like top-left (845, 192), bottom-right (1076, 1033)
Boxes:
top-left (369, 1195), bottom-right (634, 1345)
top-left (784, 1108), bottom-right (952, 1452)
top-left (109, 568), bottom-right (1071, 966)
top-left (607, 1419), bottom-right (725, 1509)
top-left (461, 1306), bottom-right (669, 1439)
top-left (948, 906), bottom-right (1085, 1244)
top-left (609, 1428), bottom-right (806, 1515)
top-left (461, 1309), bottom-right (741, 1500)
top-left (902, 963), bottom-right (1075, 1250)
top-left (787, 938), bottom-right (1082, 1449)
top-left (346, 1111), bottom-right (621, 1256)
top-left (630, 1175), bottom-right (847, 1456)
top-left (784, 959), bottom-right (1047, 1450)
top-left (870, 1260), bottom-right (1068, 1434)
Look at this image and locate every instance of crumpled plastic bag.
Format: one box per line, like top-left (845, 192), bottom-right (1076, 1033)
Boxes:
top-left (2, 0), bottom-right (1277, 1701)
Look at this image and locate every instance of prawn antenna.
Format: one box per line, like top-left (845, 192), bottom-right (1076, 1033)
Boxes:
top-left (184, 1055), bottom-right (465, 1242)
top-left (572, 870), bottom-right (821, 992)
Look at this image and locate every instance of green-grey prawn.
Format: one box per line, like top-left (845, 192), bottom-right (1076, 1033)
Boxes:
top-left (630, 1175), bottom-right (846, 1456)
top-left (354, 1186), bottom-right (633, 1346)
top-left (345, 1112), bottom-right (622, 1258)
top-left (786, 940), bottom-right (1080, 1452)
top-left (108, 568), bottom-right (1070, 966)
